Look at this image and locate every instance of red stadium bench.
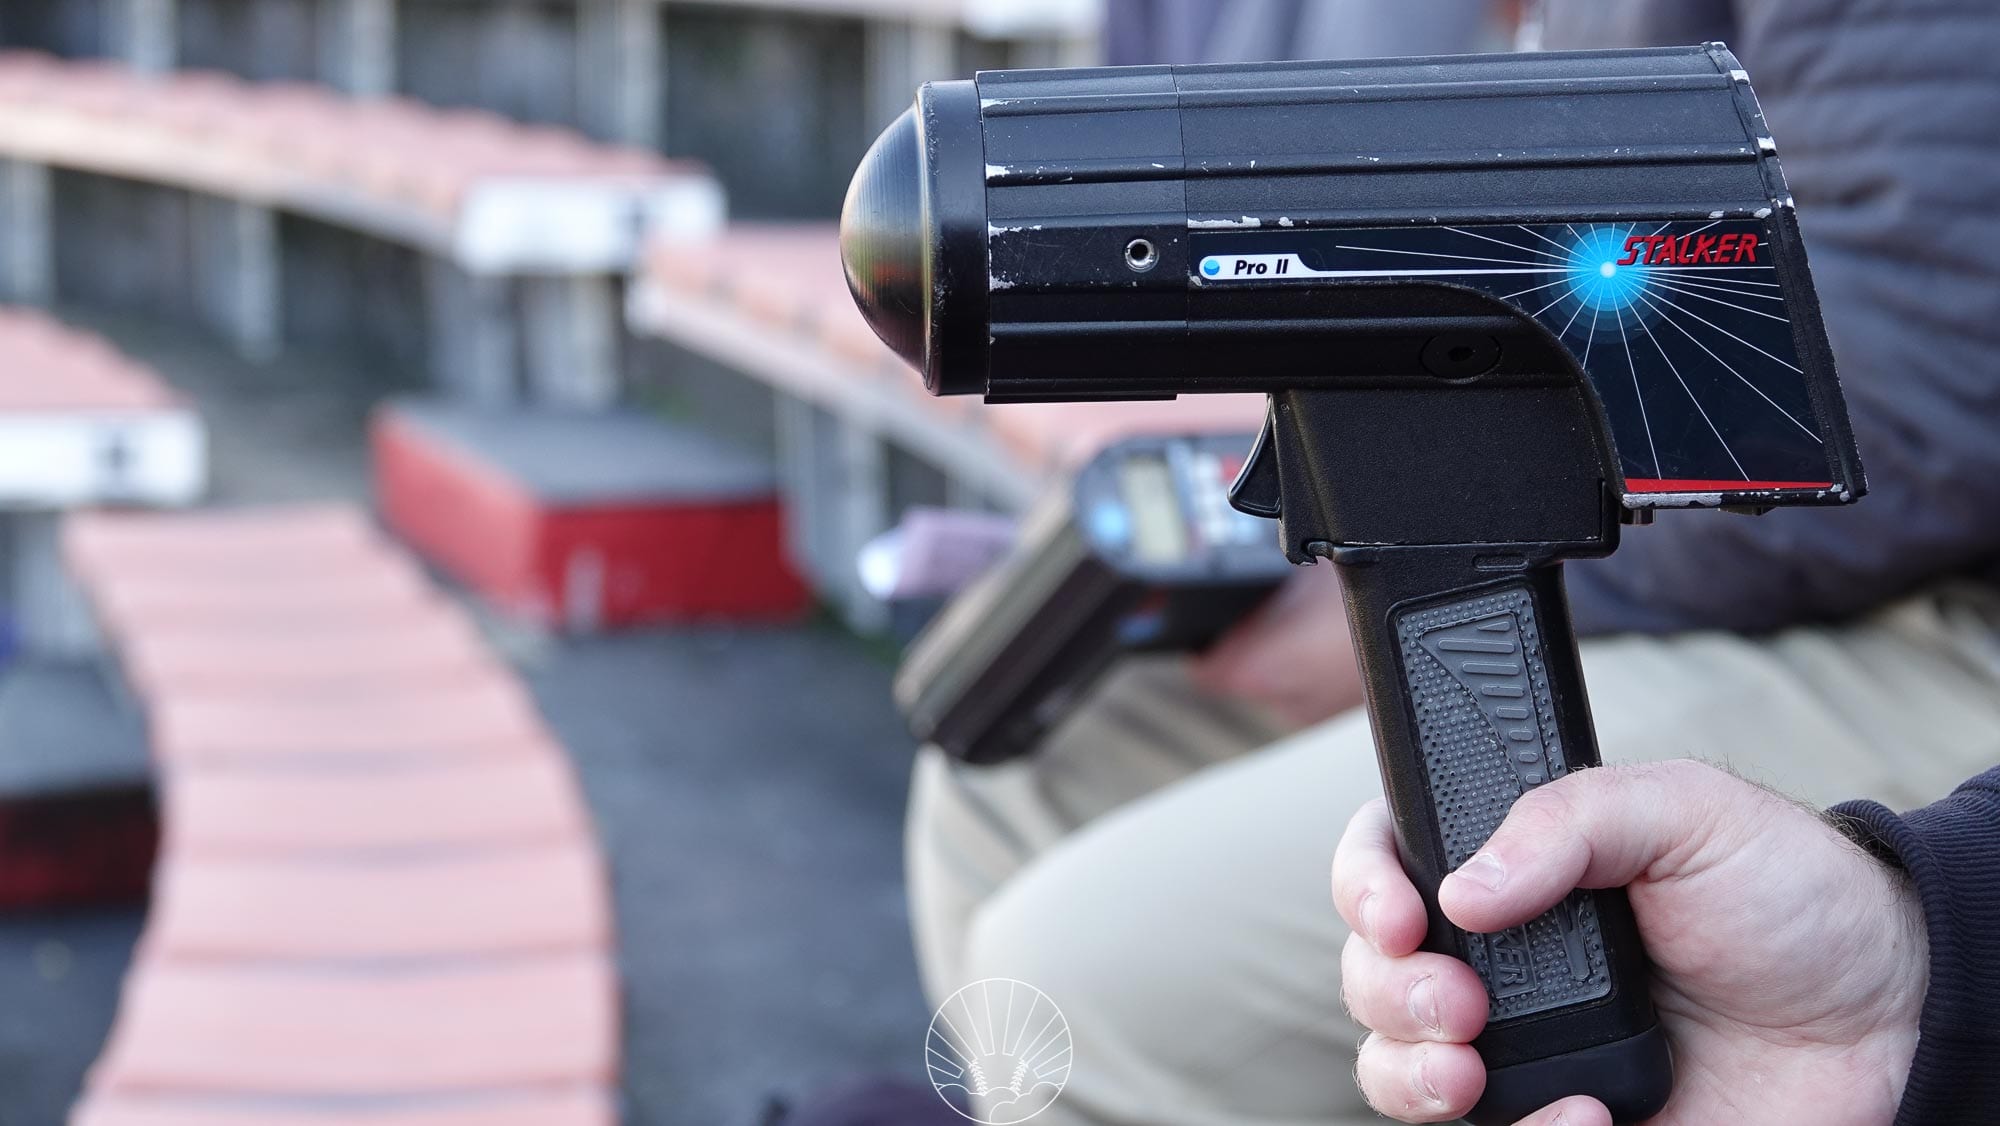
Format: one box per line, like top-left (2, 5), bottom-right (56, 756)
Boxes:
top-left (372, 398), bottom-right (813, 629)
top-left (60, 505), bottom-right (619, 1126)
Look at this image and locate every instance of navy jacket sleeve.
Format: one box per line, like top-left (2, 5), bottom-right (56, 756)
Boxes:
top-left (1831, 770), bottom-right (2000, 1126)
top-left (1541, 0), bottom-right (2000, 635)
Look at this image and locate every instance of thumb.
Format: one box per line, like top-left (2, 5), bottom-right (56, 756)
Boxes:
top-left (1438, 760), bottom-right (1744, 934)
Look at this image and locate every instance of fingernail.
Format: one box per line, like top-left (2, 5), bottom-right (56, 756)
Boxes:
top-left (1453, 852), bottom-right (1506, 892)
top-left (1408, 973), bottom-right (1441, 1035)
top-left (1358, 892), bottom-right (1380, 945)
top-left (1414, 1045), bottom-right (1443, 1105)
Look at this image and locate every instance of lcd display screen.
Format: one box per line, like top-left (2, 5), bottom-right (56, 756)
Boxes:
top-left (1119, 455), bottom-right (1188, 565)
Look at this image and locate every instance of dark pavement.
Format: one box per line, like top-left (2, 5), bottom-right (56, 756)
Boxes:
top-left (0, 908), bottom-right (142, 1126)
top-left (529, 624), bottom-right (932, 1126)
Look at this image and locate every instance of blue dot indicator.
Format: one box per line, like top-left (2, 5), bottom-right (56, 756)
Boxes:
top-left (1200, 257), bottom-right (1221, 277)
top-left (1088, 502), bottom-right (1132, 547)
top-left (1568, 226), bottom-right (1649, 312)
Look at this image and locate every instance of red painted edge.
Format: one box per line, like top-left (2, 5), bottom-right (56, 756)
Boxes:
top-left (1625, 478), bottom-right (1833, 493)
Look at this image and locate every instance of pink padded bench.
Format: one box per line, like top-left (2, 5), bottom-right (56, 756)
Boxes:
top-left (0, 306), bottom-right (203, 508)
top-left (60, 505), bottom-right (618, 1126)
top-left (0, 52), bottom-right (721, 273)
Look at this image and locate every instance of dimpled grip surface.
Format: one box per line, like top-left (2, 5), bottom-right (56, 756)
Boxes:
top-left (1397, 587), bottom-right (1612, 1021)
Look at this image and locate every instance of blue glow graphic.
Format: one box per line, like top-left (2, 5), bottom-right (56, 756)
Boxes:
top-left (1200, 257), bottom-right (1221, 276)
top-left (1567, 226), bottom-right (1649, 312)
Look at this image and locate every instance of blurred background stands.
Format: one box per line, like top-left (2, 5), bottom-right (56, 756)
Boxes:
top-left (0, 2), bottom-right (1184, 1123)
top-left (0, 50), bottom-right (723, 408)
top-left (0, 0), bottom-right (1099, 217)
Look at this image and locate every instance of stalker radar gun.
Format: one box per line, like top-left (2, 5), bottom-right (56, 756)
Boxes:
top-left (841, 45), bottom-right (1863, 1124)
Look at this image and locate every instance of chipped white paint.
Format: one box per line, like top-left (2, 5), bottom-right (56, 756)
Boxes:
top-left (1277, 217), bottom-right (1295, 228)
top-left (1187, 216), bottom-right (1263, 229)
top-left (1757, 137), bottom-right (1777, 153)
top-left (1754, 206), bottom-right (1773, 219)
top-left (984, 164), bottom-right (1010, 179)
top-left (1709, 210), bottom-right (1726, 219)
top-left (1729, 69), bottom-right (1751, 82)
top-left (1628, 492), bottom-right (1725, 508)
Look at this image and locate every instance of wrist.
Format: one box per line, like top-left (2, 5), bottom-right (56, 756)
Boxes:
top-left (1863, 854), bottom-right (1929, 1120)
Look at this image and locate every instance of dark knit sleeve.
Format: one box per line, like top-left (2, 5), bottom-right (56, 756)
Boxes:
top-left (1829, 770), bottom-right (2000, 1126)
top-left (1547, 0), bottom-right (2000, 637)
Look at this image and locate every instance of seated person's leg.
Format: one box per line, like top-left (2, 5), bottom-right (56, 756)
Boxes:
top-left (924, 585), bottom-right (2000, 1126)
top-left (906, 655), bottom-right (1283, 1006)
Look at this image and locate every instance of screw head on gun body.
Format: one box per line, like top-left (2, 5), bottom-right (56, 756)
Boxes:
top-left (843, 44), bottom-right (1865, 1125)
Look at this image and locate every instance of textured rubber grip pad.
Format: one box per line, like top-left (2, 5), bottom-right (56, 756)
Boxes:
top-left (1396, 586), bottom-right (1612, 1021)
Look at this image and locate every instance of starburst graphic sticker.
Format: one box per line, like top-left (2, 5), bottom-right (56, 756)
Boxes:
top-left (1186, 217), bottom-right (1839, 500)
top-left (927, 978), bottom-right (1071, 1123)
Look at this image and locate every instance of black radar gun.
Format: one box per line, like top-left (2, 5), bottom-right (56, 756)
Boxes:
top-left (840, 45), bottom-right (1864, 1124)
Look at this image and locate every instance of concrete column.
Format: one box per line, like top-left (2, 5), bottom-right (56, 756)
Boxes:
top-left (0, 160), bottom-right (53, 306)
top-left (9, 513), bottom-right (100, 660)
top-left (105, 0), bottom-right (177, 74)
top-left (774, 395), bottom-right (891, 634)
top-left (188, 196), bottom-right (282, 362)
top-left (774, 394), bottom-right (822, 585)
top-left (521, 275), bottom-right (619, 410)
top-left (317, 0), bottom-right (398, 98)
top-left (864, 18), bottom-right (957, 135)
top-left (424, 259), bottom-right (520, 405)
top-left (576, 0), bottom-right (662, 147)
top-left (835, 418), bottom-right (892, 633)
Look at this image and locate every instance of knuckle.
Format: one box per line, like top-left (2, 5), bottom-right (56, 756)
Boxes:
top-left (1507, 782), bottom-right (1579, 839)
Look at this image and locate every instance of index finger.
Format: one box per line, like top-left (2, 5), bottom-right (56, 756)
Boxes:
top-left (1333, 797), bottom-right (1430, 957)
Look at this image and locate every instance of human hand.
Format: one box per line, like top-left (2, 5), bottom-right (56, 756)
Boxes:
top-left (1187, 565), bottom-right (1359, 727)
top-left (1331, 760), bottom-right (1928, 1125)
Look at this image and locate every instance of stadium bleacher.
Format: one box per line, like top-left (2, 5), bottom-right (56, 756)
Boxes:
top-left (0, 50), bottom-right (722, 403)
top-left (62, 505), bottom-right (619, 1126)
top-left (0, 1), bottom-right (1149, 1118)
